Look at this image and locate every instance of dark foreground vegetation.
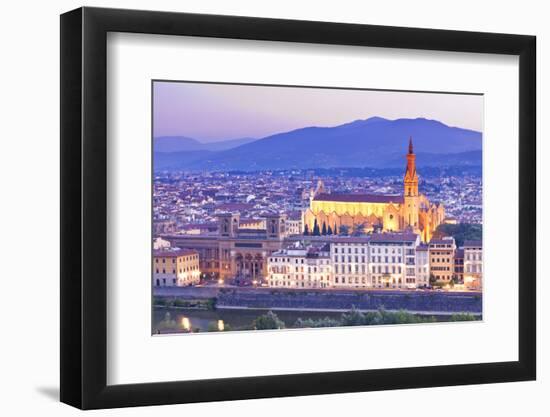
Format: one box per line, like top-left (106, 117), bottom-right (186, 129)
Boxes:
top-left (155, 308), bottom-right (479, 334)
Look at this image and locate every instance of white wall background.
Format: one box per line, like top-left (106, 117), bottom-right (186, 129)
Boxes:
top-left (0, 0), bottom-right (545, 415)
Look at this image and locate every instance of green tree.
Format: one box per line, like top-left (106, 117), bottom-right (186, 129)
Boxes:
top-left (252, 311), bottom-right (286, 330)
top-left (294, 317), bottom-right (340, 328)
top-left (341, 307), bottom-right (366, 326)
top-left (352, 222), bottom-right (366, 236)
top-left (339, 225), bottom-right (350, 236)
top-left (333, 223), bottom-right (339, 235)
top-left (321, 222), bottom-right (327, 235)
top-left (312, 219), bottom-right (321, 236)
top-left (303, 224), bottom-right (310, 235)
top-left (327, 225), bottom-right (333, 235)
top-left (450, 313), bottom-right (477, 322)
top-left (434, 223), bottom-right (482, 247)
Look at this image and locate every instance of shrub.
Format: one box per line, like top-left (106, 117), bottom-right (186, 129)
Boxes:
top-left (450, 313), bottom-right (478, 321)
top-left (252, 311), bottom-right (286, 330)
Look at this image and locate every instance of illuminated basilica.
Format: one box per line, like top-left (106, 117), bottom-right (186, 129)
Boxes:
top-left (303, 138), bottom-right (445, 242)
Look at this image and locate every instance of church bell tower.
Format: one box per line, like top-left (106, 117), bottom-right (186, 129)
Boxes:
top-left (403, 137), bottom-right (419, 229)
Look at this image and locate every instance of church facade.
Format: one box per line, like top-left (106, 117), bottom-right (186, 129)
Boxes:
top-left (303, 138), bottom-right (445, 242)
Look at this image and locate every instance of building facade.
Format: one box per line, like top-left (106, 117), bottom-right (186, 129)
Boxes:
top-left (159, 202), bottom-right (480, 292)
top-left (464, 240), bottom-right (483, 290)
top-left (369, 233), bottom-right (419, 289)
top-left (164, 212), bottom-right (288, 283)
top-left (267, 233), bottom-right (421, 290)
top-left (153, 248), bottom-right (200, 287)
top-left (454, 248), bottom-right (465, 283)
top-left (303, 139), bottom-right (445, 242)
top-left (415, 244), bottom-right (430, 287)
top-left (428, 237), bottom-right (456, 283)
top-left (267, 243), bottom-right (332, 288)
top-left (331, 237), bottom-right (371, 288)
top-left (285, 211), bottom-right (304, 236)
top-left (153, 219), bottom-right (177, 235)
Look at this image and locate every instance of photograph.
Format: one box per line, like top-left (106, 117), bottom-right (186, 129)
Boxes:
top-left (152, 81), bottom-right (484, 334)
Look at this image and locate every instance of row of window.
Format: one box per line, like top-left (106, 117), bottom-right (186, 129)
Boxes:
top-left (269, 257), bottom-right (330, 265)
top-left (334, 246), bottom-right (367, 254)
top-left (269, 275), bottom-right (329, 281)
top-left (431, 266), bottom-right (451, 271)
top-left (270, 266), bottom-right (329, 274)
top-left (154, 256), bottom-right (198, 264)
top-left (154, 276), bottom-right (199, 286)
top-left (334, 255), bottom-right (368, 263)
top-left (335, 276), bottom-right (367, 284)
top-left (332, 246), bottom-right (414, 255)
top-left (269, 281), bottom-right (331, 288)
top-left (431, 257), bottom-right (452, 263)
top-left (154, 265), bottom-right (199, 274)
top-left (335, 264), bottom-right (367, 274)
top-left (465, 265), bottom-right (482, 273)
top-left (269, 265), bottom-right (426, 276)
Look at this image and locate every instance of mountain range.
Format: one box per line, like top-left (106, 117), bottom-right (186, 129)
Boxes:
top-left (154, 117), bottom-right (482, 172)
top-left (154, 136), bottom-right (257, 152)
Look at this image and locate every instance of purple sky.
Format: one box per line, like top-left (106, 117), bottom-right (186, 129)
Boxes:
top-left (153, 81), bottom-right (483, 142)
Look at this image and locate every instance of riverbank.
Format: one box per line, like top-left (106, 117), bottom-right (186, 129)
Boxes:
top-left (215, 288), bottom-right (482, 314)
top-left (215, 305), bottom-right (476, 316)
top-left (153, 307), bottom-right (480, 334)
top-left (153, 285), bottom-right (482, 315)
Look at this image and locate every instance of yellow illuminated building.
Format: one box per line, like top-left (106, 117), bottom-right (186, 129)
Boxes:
top-left (153, 248), bottom-right (201, 287)
top-left (303, 138), bottom-right (445, 242)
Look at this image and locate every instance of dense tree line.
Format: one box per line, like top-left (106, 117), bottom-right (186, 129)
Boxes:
top-left (253, 308), bottom-right (478, 330)
top-left (434, 223), bottom-right (482, 247)
top-left (303, 220), bottom-right (338, 236)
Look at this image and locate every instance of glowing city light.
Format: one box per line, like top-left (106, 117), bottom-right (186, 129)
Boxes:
top-left (181, 317), bottom-right (191, 331)
top-left (218, 320), bottom-right (225, 331)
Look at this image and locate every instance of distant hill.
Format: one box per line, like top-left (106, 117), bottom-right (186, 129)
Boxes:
top-left (154, 150), bottom-right (215, 170)
top-left (154, 117), bottom-right (482, 172)
top-left (154, 136), bottom-right (257, 153)
top-left (386, 150), bottom-right (482, 168)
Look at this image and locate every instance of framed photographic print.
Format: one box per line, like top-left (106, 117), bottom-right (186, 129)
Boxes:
top-left (60, 6), bottom-right (536, 410)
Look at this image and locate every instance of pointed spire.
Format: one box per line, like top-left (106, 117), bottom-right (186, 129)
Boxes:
top-left (408, 136), bottom-right (414, 154)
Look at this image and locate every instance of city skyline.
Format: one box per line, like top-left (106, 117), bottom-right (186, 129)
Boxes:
top-left (152, 81), bottom-right (483, 334)
top-left (153, 81), bottom-right (484, 142)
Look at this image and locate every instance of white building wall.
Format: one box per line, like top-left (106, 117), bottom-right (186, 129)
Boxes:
top-left (268, 249), bottom-right (332, 288)
top-left (330, 242), bottom-right (370, 288)
top-left (369, 244), bottom-right (406, 288)
top-left (416, 250), bottom-right (430, 287)
top-left (464, 247), bottom-right (483, 289)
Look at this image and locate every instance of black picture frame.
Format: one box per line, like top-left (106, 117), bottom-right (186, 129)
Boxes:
top-left (60, 6), bottom-right (536, 410)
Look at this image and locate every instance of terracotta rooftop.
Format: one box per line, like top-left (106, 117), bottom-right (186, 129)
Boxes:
top-left (215, 202), bottom-right (253, 211)
top-left (286, 210), bottom-right (303, 220)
